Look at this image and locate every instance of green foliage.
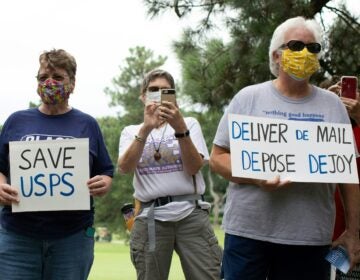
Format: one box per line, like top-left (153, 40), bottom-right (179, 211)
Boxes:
top-left (94, 116), bottom-right (133, 234)
top-left (174, 33), bottom-right (237, 109)
top-left (29, 101), bottom-right (41, 108)
top-left (323, 6), bottom-right (360, 77)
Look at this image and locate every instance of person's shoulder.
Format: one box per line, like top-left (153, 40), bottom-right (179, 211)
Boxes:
top-left (183, 116), bottom-right (201, 130)
top-left (244, 80), bottom-right (270, 91)
top-left (184, 116), bottom-right (199, 125)
top-left (313, 86), bottom-right (341, 102)
top-left (234, 81), bottom-right (270, 99)
top-left (4, 108), bottom-right (38, 122)
top-left (121, 123), bottom-right (143, 134)
top-left (69, 108), bottom-right (101, 126)
top-left (123, 123), bottom-right (143, 130)
top-left (70, 108), bottom-right (95, 119)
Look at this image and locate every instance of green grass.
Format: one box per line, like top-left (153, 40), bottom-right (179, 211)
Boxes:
top-left (89, 225), bottom-right (224, 280)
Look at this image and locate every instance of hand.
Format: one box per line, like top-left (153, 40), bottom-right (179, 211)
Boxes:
top-left (87, 175), bottom-right (112, 197)
top-left (327, 82), bottom-right (360, 124)
top-left (327, 82), bottom-right (341, 96)
top-left (256, 175), bottom-right (292, 192)
top-left (158, 101), bottom-right (187, 132)
top-left (0, 183), bottom-right (19, 205)
top-left (332, 229), bottom-right (360, 271)
top-left (143, 102), bottom-right (162, 130)
top-left (341, 94), bottom-right (360, 124)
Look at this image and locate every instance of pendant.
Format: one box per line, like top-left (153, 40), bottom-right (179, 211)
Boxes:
top-left (154, 151), bottom-right (161, 161)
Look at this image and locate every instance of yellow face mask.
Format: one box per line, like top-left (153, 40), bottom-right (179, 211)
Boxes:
top-left (281, 48), bottom-right (320, 80)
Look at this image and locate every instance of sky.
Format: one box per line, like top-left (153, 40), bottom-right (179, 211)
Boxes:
top-left (0, 0), bottom-right (358, 124)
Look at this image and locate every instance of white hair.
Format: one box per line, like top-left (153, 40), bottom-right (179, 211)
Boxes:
top-left (268, 16), bottom-right (323, 77)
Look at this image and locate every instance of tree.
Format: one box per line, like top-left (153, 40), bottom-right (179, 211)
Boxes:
top-left (323, 6), bottom-right (360, 76)
top-left (144, 0), bottom-right (359, 89)
top-left (174, 36), bottom-right (235, 223)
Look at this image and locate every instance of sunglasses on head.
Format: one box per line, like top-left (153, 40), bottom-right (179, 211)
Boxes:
top-left (280, 40), bottom-right (321, 54)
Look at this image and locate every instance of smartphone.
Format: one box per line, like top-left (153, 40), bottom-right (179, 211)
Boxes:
top-left (161, 89), bottom-right (176, 103)
top-left (145, 91), bottom-right (161, 103)
top-left (341, 76), bottom-right (358, 99)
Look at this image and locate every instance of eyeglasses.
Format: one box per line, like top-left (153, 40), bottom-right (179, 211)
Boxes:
top-left (147, 86), bottom-right (171, 92)
top-left (280, 40), bottom-right (322, 54)
top-left (36, 73), bottom-right (69, 82)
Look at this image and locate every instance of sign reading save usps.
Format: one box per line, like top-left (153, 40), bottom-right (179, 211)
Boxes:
top-left (9, 138), bottom-right (90, 212)
top-left (229, 114), bottom-right (358, 183)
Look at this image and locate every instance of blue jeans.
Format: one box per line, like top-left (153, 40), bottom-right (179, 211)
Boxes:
top-left (0, 226), bottom-right (94, 280)
top-left (222, 233), bottom-right (330, 280)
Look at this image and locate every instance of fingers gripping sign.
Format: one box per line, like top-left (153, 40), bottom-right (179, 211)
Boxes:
top-left (257, 175), bottom-right (292, 192)
top-left (0, 183), bottom-right (19, 205)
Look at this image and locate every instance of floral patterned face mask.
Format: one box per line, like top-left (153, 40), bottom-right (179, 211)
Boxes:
top-left (281, 48), bottom-right (320, 81)
top-left (37, 79), bottom-right (72, 105)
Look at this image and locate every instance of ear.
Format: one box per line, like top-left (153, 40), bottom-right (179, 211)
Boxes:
top-left (273, 50), bottom-right (281, 64)
top-left (139, 94), bottom-right (146, 104)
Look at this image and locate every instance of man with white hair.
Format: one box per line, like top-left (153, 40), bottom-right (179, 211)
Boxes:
top-left (210, 16), bottom-right (360, 280)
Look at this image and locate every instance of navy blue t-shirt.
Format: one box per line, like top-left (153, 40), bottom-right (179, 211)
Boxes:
top-left (0, 108), bottom-right (114, 239)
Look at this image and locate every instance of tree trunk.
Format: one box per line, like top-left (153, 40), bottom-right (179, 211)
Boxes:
top-left (208, 169), bottom-right (221, 225)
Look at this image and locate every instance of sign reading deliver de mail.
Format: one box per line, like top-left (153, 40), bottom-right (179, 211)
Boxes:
top-left (9, 138), bottom-right (90, 212)
top-left (229, 114), bottom-right (358, 183)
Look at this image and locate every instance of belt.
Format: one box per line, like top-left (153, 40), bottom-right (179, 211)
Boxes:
top-left (141, 193), bottom-right (205, 252)
top-left (150, 194), bottom-right (205, 207)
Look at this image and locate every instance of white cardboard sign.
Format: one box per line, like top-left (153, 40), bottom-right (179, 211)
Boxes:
top-left (9, 138), bottom-right (90, 212)
top-left (229, 114), bottom-right (358, 183)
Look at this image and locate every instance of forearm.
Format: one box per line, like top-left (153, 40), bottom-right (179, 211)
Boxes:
top-left (118, 125), bottom-right (152, 174)
top-left (209, 145), bottom-right (260, 185)
top-left (177, 137), bottom-right (203, 175)
top-left (339, 183), bottom-right (360, 233)
top-left (209, 149), bottom-right (233, 180)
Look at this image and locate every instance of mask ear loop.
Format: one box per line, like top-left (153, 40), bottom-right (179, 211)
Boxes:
top-left (273, 49), bottom-right (283, 76)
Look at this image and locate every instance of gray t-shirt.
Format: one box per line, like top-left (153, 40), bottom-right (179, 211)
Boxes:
top-left (213, 80), bottom-right (351, 245)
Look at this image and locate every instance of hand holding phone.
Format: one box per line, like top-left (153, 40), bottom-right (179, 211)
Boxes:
top-left (160, 89), bottom-right (176, 104)
top-left (341, 76), bottom-right (358, 99)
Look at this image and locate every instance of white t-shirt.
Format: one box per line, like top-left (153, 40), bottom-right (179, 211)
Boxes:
top-left (119, 117), bottom-right (210, 221)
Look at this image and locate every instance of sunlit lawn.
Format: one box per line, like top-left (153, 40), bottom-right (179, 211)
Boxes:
top-left (89, 225), bottom-right (224, 280)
